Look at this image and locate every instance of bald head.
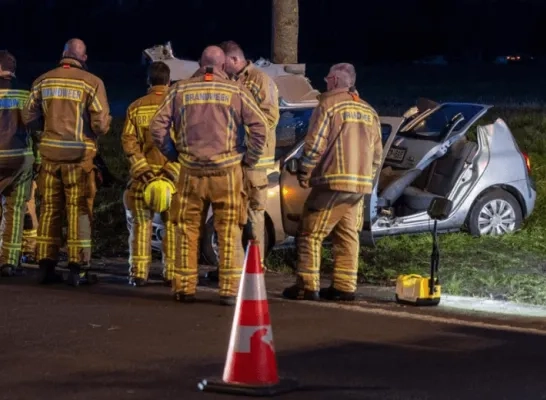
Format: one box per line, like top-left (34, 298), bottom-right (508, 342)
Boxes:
top-left (200, 46), bottom-right (225, 69)
top-left (63, 38), bottom-right (87, 62)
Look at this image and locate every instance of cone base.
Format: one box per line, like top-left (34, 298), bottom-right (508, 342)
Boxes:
top-left (198, 377), bottom-right (299, 397)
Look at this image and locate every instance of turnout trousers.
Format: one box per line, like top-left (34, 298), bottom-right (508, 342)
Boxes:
top-left (22, 180), bottom-right (38, 256)
top-left (245, 169), bottom-right (268, 265)
top-left (0, 163), bottom-right (33, 267)
top-left (171, 164), bottom-right (246, 297)
top-left (124, 183), bottom-right (176, 281)
top-left (296, 188), bottom-right (365, 293)
top-left (36, 162), bottom-right (97, 266)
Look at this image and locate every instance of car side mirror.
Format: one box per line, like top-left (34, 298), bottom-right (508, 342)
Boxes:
top-left (286, 158), bottom-right (299, 174)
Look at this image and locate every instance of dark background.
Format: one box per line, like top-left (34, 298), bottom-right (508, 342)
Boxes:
top-left (2, 0), bottom-right (546, 64)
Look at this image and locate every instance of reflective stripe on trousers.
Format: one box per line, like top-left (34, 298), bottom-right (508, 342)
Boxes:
top-left (124, 185), bottom-right (176, 280)
top-left (0, 169), bottom-right (33, 266)
top-left (296, 188), bottom-right (365, 293)
top-left (36, 163), bottom-right (96, 264)
top-left (171, 165), bottom-right (245, 297)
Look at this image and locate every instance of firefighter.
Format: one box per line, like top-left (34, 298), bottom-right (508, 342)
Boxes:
top-left (220, 40), bottom-right (280, 269)
top-left (282, 63), bottom-right (383, 302)
top-left (150, 45), bottom-right (268, 305)
top-left (0, 50), bottom-right (38, 277)
top-left (121, 61), bottom-right (180, 287)
top-left (22, 38), bottom-right (112, 285)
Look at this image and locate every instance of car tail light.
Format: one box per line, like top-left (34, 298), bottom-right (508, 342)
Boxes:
top-left (523, 152), bottom-right (531, 173)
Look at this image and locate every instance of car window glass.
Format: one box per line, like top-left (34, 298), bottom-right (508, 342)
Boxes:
top-left (381, 123), bottom-right (392, 145)
top-left (275, 108), bottom-right (315, 160)
top-left (399, 104), bottom-right (485, 142)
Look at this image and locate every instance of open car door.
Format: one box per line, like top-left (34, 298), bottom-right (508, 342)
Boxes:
top-left (360, 102), bottom-right (492, 246)
top-left (279, 116), bottom-right (405, 237)
top-left (360, 117), bottom-right (405, 246)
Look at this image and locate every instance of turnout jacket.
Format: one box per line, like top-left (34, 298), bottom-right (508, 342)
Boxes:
top-left (0, 78), bottom-right (36, 185)
top-left (121, 85), bottom-right (180, 184)
top-left (150, 68), bottom-right (268, 170)
top-left (298, 88), bottom-right (383, 194)
top-left (22, 58), bottom-right (111, 165)
top-left (233, 61), bottom-right (279, 169)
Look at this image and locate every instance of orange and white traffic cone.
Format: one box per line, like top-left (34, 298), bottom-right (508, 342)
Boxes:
top-left (198, 240), bottom-right (298, 396)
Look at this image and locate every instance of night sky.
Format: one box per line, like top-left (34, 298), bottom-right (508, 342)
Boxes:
top-left (2, 0), bottom-right (546, 64)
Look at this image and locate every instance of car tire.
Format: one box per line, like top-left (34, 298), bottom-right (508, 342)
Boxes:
top-left (467, 189), bottom-right (523, 237)
top-left (200, 218), bottom-right (270, 267)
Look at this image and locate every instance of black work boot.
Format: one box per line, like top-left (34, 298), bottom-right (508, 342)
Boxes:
top-left (282, 284), bottom-right (320, 301)
top-left (66, 262), bottom-right (82, 287)
top-left (1, 263), bottom-right (26, 277)
top-left (173, 292), bottom-right (196, 303)
top-left (37, 259), bottom-right (63, 284)
top-left (67, 263), bottom-right (98, 287)
top-left (320, 286), bottom-right (356, 302)
top-left (219, 296), bottom-right (236, 306)
top-left (128, 277), bottom-right (147, 287)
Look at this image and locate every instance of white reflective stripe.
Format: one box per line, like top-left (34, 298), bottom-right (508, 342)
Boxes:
top-left (242, 272), bottom-right (268, 301)
top-left (223, 325), bottom-right (275, 380)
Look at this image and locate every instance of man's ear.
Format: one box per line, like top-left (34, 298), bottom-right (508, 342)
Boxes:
top-left (82, 54), bottom-right (88, 62)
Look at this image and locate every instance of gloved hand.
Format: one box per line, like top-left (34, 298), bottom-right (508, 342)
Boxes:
top-left (139, 171), bottom-right (156, 185)
top-left (159, 168), bottom-right (177, 183)
top-left (297, 174), bottom-right (309, 189)
top-left (241, 157), bottom-right (253, 169)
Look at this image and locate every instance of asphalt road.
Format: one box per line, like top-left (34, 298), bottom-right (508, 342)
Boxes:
top-left (2, 270), bottom-right (546, 400)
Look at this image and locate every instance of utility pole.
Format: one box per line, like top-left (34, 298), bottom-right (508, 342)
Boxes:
top-left (271, 0), bottom-right (299, 63)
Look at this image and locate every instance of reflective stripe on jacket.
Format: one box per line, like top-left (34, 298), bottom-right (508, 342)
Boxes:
top-left (22, 58), bottom-right (111, 164)
top-left (150, 68), bottom-right (268, 170)
top-left (235, 62), bottom-right (279, 169)
top-left (0, 84), bottom-right (33, 161)
top-left (298, 88), bottom-right (383, 194)
top-left (121, 85), bottom-right (180, 183)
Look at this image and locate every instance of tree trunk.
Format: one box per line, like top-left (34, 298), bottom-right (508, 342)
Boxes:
top-left (271, 0), bottom-right (299, 64)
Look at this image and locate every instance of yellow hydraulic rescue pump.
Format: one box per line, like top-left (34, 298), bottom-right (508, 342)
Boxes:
top-left (395, 196), bottom-right (453, 306)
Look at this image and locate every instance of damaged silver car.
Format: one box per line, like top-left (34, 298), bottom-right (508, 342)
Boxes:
top-left (280, 100), bottom-right (536, 246)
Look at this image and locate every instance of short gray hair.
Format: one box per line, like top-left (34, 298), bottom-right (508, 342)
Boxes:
top-left (329, 63), bottom-right (356, 87)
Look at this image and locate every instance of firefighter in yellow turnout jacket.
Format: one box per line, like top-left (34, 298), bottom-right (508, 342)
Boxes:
top-left (151, 46), bottom-right (267, 305)
top-left (22, 39), bottom-right (112, 285)
top-left (221, 41), bottom-right (280, 266)
top-left (283, 63), bottom-right (383, 302)
top-left (0, 51), bottom-right (38, 277)
top-left (122, 62), bottom-right (180, 287)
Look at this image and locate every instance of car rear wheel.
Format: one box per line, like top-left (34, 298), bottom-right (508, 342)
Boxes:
top-left (467, 189), bottom-right (522, 237)
top-left (201, 218), bottom-right (270, 267)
